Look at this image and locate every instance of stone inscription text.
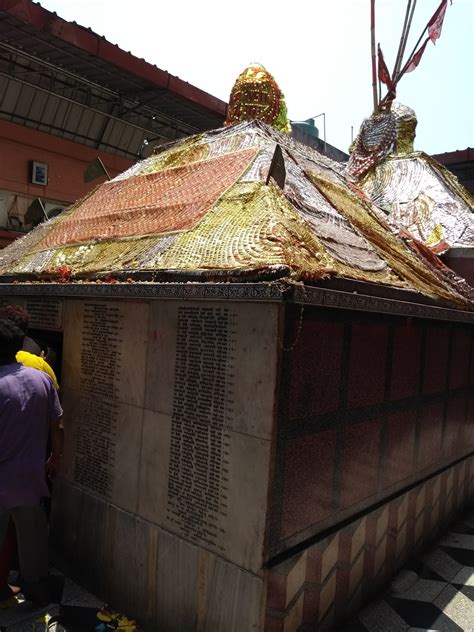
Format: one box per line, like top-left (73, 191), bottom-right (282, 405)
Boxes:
top-left (166, 306), bottom-right (237, 552)
top-left (74, 303), bottom-right (123, 498)
top-left (26, 298), bottom-right (64, 331)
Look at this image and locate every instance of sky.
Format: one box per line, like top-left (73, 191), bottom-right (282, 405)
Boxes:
top-left (39, 0), bottom-right (473, 155)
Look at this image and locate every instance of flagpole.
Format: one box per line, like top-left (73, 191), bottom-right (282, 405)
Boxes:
top-left (395, 24), bottom-right (428, 85)
top-left (371, 0), bottom-right (378, 111)
top-left (395, 0), bottom-right (418, 81)
top-left (396, 0), bottom-right (448, 86)
top-left (393, 0), bottom-right (412, 78)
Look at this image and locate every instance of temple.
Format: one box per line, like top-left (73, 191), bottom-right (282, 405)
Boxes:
top-left (0, 64), bottom-right (472, 631)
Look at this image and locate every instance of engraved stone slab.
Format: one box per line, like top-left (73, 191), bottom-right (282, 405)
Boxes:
top-left (62, 299), bottom-right (149, 408)
top-left (61, 298), bottom-right (148, 513)
top-left (25, 297), bottom-right (64, 330)
top-left (144, 300), bottom-right (280, 440)
top-left (62, 386), bottom-right (143, 514)
top-left (51, 480), bottom-right (265, 632)
top-left (139, 300), bottom-right (279, 572)
top-left (0, 296), bottom-right (63, 330)
top-left (139, 411), bottom-right (272, 573)
top-left (0, 296), bottom-right (25, 310)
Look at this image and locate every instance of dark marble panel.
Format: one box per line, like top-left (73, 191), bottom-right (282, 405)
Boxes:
top-left (444, 395), bottom-right (466, 458)
top-left (281, 430), bottom-right (337, 539)
top-left (347, 323), bottom-right (388, 409)
top-left (465, 394), bottom-right (474, 448)
top-left (389, 323), bottom-right (422, 401)
top-left (288, 319), bottom-right (344, 419)
top-left (417, 401), bottom-right (443, 470)
top-left (470, 332), bottom-right (474, 385)
top-left (449, 327), bottom-right (471, 390)
top-left (383, 409), bottom-right (416, 488)
top-left (339, 419), bottom-right (382, 509)
top-left (422, 326), bottom-right (450, 395)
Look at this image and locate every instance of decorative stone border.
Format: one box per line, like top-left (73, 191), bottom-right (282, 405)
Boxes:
top-left (0, 281), bottom-right (286, 302)
top-left (293, 286), bottom-right (474, 324)
top-left (0, 282), bottom-right (473, 323)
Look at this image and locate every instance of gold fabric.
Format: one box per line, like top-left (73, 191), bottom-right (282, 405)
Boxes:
top-left (349, 102), bottom-right (473, 252)
top-left (225, 64), bottom-right (291, 134)
top-left (306, 170), bottom-right (470, 308)
top-left (361, 153), bottom-right (474, 251)
top-left (0, 120), bottom-right (470, 312)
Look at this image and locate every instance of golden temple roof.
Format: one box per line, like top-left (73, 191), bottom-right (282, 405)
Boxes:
top-left (0, 120), bottom-right (471, 309)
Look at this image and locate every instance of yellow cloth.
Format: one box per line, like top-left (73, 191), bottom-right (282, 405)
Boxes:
top-left (16, 350), bottom-right (59, 390)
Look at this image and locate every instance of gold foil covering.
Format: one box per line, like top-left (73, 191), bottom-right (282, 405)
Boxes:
top-left (0, 120), bottom-right (470, 310)
top-left (349, 102), bottom-right (473, 253)
top-left (225, 64), bottom-right (291, 134)
top-left (361, 153), bottom-right (474, 252)
top-left (307, 170), bottom-right (470, 308)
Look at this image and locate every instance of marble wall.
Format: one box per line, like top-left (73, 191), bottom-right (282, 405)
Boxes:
top-left (268, 305), bottom-right (474, 558)
top-left (2, 291), bottom-right (472, 630)
top-left (54, 297), bottom-right (281, 629)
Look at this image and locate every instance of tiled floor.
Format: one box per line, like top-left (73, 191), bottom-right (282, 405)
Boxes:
top-left (1, 510), bottom-right (473, 631)
top-left (343, 508), bottom-right (474, 632)
top-left (0, 572), bottom-right (103, 631)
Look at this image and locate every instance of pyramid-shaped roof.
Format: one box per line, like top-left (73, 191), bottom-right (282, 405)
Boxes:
top-left (0, 121), bottom-right (471, 309)
top-left (360, 151), bottom-right (474, 251)
top-left (347, 103), bottom-right (474, 255)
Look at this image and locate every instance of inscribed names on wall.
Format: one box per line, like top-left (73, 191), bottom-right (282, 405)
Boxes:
top-left (0, 296), bottom-right (63, 330)
top-left (62, 299), bottom-right (148, 510)
top-left (0, 296), bottom-right (25, 310)
top-left (26, 297), bottom-right (64, 330)
top-left (166, 305), bottom-right (236, 552)
top-left (74, 302), bottom-right (123, 499)
top-left (141, 300), bottom-right (279, 571)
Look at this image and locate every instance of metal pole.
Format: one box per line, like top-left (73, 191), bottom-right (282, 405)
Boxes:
top-left (396, 22), bottom-right (428, 85)
top-left (393, 0), bottom-right (412, 78)
top-left (371, 0), bottom-right (378, 111)
top-left (395, 0), bottom-right (418, 82)
top-left (323, 113), bottom-right (326, 153)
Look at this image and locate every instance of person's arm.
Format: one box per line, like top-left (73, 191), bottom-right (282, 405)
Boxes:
top-left (46, 381), bottom-right (64, 479)
top-left (46, 417), bottom-right (64, 479)
top-left (40, 357), bottom-right (59, 391)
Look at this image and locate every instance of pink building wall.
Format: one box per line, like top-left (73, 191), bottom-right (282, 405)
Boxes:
top-left (0, 119), bottom-right (132, 207)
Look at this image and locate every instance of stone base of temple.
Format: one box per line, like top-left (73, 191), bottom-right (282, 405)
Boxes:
top-left (50, 454), bottom-right (473, 631)
top-left (51, 479), bottom-right (266, 631)
top-left (264, 454), bottom-right (473, 631)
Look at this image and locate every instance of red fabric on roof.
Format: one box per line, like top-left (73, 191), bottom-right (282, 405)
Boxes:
top-left (36, 148), bottom-right (258, 249)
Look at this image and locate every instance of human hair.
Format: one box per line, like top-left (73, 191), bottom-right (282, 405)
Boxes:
top-left (0, 304), bottom-right (29, 334)
top-left (0, 318), bottom-right (24, 365)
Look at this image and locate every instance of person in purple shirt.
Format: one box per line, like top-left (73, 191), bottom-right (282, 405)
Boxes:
top-left (0, 318), bottom-right (63, 605)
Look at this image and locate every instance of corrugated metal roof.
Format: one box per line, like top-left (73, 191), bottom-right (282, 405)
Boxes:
top-left (0, 0), bottom-right (227, 158)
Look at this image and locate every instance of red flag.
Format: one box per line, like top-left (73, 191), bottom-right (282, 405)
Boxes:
top-left (403, 38), bottom-right (430, 73)
top-left (428, 0), bottom-right (448, 43)
top-left (378, 44), bottom-right (395, 91)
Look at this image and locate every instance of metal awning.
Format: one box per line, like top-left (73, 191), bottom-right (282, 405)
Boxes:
top-left (0, 0), bottom-right (227, 159)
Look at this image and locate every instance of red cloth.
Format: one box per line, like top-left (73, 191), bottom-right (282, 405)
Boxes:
top-left (428, 0), bottom-right (448, 42)
top-left (377, 44), bottom-right (395, 92)
top-left (0, 519), bottom-right (16, 600)
top-left (403, 38), bottom-right (430, 73)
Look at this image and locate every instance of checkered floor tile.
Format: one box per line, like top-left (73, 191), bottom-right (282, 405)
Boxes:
top-left (0, 572), bottom-right (103, 631)
top-left (342, 508), bottom-right (474, 632)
